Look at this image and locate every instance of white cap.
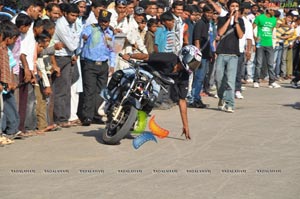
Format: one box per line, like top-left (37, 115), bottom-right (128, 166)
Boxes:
top-left (291, 10), bottom-right (299, 16)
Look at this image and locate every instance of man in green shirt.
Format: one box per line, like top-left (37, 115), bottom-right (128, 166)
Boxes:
top-left (253, 3), bottom-right (280, 88)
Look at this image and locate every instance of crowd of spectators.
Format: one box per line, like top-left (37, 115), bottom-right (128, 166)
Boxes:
top-left (0, 0), bottom-right (300, 145)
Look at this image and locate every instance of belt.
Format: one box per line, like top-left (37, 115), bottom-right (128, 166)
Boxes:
top-left (219, 54), bottom-right (238, 56)
top-left (85, 59), bottom-right (108, 65)
top-left (55, 55), bottom-right (72, 58)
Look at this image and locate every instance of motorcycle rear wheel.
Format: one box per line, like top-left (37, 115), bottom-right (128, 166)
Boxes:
top-left (103, 105), bottom-right (137, 145)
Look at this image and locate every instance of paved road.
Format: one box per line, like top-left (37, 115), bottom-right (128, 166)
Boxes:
top-left (0, 81), bottom-right (300, 199)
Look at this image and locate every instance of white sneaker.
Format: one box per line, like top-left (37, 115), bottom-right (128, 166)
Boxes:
top-left (235, 91), bottom-right (244, 99)
top-left (246, 78), bottom-right (253, 83)
top-left (225, 106), bottom-right (234, 113)
top-left (253, 82), bottom-right (260, 88)
top-left (269, 82), bottom-right (281, 88)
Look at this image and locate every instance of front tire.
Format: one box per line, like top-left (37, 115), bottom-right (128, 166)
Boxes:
top-left (103, 105), bottom-right (137, 145)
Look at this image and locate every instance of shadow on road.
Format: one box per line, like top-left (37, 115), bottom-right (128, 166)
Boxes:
top-left (282, 102), bottom-right (300, 110)
top-left (77, 128), bottom-right (106, 144)
top-left (77, 128), bottom-right (188, 146)
top-left (166, 136), bottom-right (185, 141)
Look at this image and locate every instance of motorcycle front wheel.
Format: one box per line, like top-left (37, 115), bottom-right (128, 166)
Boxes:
top-left (103, 104), bottom-right (137, 145)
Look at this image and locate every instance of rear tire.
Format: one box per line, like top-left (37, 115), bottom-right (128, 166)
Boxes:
top-left (103, 105), bottom-right (137, 145)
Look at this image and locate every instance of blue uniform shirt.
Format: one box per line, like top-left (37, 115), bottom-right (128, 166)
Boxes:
top-left (81, 24), bottom-right (116, 67)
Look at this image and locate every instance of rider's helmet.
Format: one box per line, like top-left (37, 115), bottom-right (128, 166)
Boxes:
top-left (178, 45), bottom-right (202, 74)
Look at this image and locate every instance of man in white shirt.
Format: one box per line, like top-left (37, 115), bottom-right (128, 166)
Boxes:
top-left (109, 0), bottom-right (148, 70)
top-left (171, 1), bottom-right (184, 55)
top-left (11, 0), bottom-right (43, 134)
top-left (235, 2), bottom-right (254, 99)
top-left (108, 0), bottom-right (130, 34)
top-left (52, 3), bottom-right (80, 127)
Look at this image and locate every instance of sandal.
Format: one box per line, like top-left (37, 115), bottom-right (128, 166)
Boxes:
top-left (60, 122), bottom-right (72, 128)
top-left (41, 124), bottom-right (57, 132)
top-left (0, 136), bottom-right (14, 145)
top-left (32, 130), bottom-right (45, 136)
top-left (46, 124), bottom-right (62, 132)
top-left (19, 131), bottom-right (36, 137)
top-left (50, 124), bottom-right (62, 131)
top-left (69, 119), bottom-right (82, 126)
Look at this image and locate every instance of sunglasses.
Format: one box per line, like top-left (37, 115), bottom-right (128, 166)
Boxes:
top-left (116, 0), bottom-right (127, 5)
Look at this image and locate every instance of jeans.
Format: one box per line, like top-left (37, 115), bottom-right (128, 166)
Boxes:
top-left (280, 46), bottom-right (288, 77)
top-left (203, 58), bottom-right (214, 94)
top-left (235, 53), bottom-right (245, 92)
top-left (2, 92), bottom-right (20, 135)
top-left (215, 54), bottom-right (238, 108)
top-left (186, 73), bottom-right (193, 104)
top-left (254, 46), bottom-right (276, 84)
top-left (273, 44), bottom-right (283, 77)
top-left (246, 50), bottom-right (255, 80)
top-left (191, 58), bottom-right (209, 102)
top-left (208, 60), bottom-right (217, 88)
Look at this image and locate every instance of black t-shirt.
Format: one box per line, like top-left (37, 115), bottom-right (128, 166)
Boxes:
top-left (146, 53), bottom-right (178, 75)
top-left (146, 53), bottom-right (189, 100)
top-left (193, 16), bottom-right (211, 59)
top-left (216, 15), bottom-right (245, 55)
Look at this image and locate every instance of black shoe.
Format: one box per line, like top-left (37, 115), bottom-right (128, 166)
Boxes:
top-left (189, 100), bottom-right (208, 109)
top-left (2, 131), bottom-right (23, 139)
top-left (82, 118), bottom-right (92, 126)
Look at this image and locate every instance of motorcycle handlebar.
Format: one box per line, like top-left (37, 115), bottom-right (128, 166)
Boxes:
top-left (119, 53), bottom-right (174, 85)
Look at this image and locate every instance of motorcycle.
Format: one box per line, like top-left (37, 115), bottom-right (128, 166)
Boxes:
top-left (100, 55), bottom-right (174, 145)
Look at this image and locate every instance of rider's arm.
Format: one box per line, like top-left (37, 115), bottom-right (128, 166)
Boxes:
top-left (178, 99), bottom-right (191, 139)
top-left (122, 53), bottom-right (149, 61)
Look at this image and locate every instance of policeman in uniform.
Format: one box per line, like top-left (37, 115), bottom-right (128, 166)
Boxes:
top-left (80, 10), bottom-right (116, 126)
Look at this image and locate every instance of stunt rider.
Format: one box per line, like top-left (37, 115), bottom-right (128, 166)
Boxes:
top-left (105, 45), bottom-right (202, 140)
